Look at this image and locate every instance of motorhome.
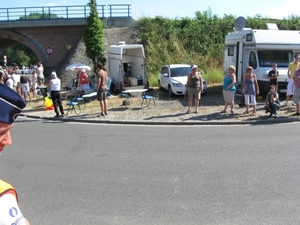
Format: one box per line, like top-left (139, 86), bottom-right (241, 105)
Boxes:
top-left (224, 18), bottom-right (300, 94)
top-left (108, 42), bottom-right (147, 93)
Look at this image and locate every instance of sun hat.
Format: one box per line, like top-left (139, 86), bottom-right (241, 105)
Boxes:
top-left (191, 65), bottom-right (198, 69)
top-left (51, 72), bottom-right (57, 78)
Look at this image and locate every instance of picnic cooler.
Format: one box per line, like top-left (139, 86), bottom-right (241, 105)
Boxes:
top-left (129, 77), bottom-right (137, 86)
top-left (137, 77), bottom-right (143, 85)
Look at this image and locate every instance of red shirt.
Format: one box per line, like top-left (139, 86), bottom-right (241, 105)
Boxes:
top-left (79, 73), bottom-right (89, 85)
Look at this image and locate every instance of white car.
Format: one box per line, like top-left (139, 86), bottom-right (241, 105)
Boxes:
top-left (158, 64), bottom-right (207, 96)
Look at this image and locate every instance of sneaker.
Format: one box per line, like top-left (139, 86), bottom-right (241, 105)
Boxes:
top-left (54, 115), bottom-right (59, 118)
top-left (274, 114), bottom-right (278, 118)
top-left (292, 102), bottom-right (296, 106)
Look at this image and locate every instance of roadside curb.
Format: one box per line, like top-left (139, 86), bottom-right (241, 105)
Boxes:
top-left (20, 113), bottom-right (299, 126)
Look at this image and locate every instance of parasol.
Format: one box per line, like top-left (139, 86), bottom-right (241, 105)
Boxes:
top-left (66, 63), bottom-right (91, 71)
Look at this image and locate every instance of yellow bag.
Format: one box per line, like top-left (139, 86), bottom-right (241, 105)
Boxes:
top-left (44, 97), bottom-right (54, 110)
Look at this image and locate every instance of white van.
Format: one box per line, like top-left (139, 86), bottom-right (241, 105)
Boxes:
top-left (108, 42), bottom-right (147, 93)
top-left (224, 19), bottom-right (300, 93)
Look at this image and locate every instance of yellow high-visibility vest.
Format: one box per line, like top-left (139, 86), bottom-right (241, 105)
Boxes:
top-left (0, 179), bottom-right (18, 201)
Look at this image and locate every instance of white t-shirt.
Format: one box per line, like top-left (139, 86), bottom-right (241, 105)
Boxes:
top-left (0, 193), bottom-right (27, 225)
top-left (11, 74), bottom-right (20, 87)
top-left (50, 78), bottom-right (61, 91)
top-left (5, 78), bottom-right (13, 89)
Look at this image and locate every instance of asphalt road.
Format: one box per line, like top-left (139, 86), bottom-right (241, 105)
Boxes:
top-left (1, 119), bottom-right (300, 225)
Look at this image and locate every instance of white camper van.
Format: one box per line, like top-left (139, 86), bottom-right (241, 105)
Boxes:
top-left (224, 17), bottom-right (300, 94)
top-left (108, 42), bottom-right (147, 93)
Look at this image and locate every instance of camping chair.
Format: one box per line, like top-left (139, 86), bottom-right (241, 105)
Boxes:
top-left (72, 91), bottom-right (86, 107)
top-left (141, 88), bottom-right (156, 107)
top-left (66, 101), bottom-right (81, 115)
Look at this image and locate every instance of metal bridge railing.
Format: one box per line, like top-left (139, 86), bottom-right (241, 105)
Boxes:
top-left (0, 4), bottom-right (131, 21)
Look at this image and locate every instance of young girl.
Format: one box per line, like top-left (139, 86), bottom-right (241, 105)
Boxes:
top-left (265, 85), bottom-right (280, 118)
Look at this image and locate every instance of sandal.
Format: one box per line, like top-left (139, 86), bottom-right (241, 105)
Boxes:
top-left (230, 110), bottom-right (234, 115)
top-left (243, 111), bottom-right (249, 114)
top-left (186, 110), bottom-right (191, 114)
top-left (251, 112), bottom-right (256, 116)
top-left (220, 110), bottom-right (226, 113)
top-left (194, 110), bottom-right (198, 114)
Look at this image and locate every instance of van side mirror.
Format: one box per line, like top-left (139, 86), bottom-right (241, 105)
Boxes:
top-left (163, 73), bottom-right (168, 77)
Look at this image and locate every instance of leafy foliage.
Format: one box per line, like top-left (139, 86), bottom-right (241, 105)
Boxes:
top-left (4, 44), bottom-right (38, 67)
top-left (83, 0), bottom-right (106, 68)
top-left (19, 12), bottom-right (60, 20)
top-left (137, 11), bottom-right (300, 85)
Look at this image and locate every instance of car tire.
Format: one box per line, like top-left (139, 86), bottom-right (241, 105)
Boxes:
top-left (168, 85), bottom-right (173, 97)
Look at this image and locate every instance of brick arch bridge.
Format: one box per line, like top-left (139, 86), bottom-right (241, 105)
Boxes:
top-left (0, 4), bottom-right (136, 75)
top-left (0, 26), bottom-right (84, 69)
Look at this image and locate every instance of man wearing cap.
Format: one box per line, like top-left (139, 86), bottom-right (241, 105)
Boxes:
top-left (48, 71), bottom-right (65, 118)
top-left (0, 83), bottom-right (30, 224)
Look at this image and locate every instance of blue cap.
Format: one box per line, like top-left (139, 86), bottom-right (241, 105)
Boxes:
top-left (0, 83), bottom-right (26, 124)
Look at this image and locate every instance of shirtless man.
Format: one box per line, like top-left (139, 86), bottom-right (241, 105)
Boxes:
top-left (96, 62), bottom-right (108, 116)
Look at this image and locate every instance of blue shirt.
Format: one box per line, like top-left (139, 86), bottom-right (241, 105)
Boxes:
top-left (223, 75), bottom-right (236, 91)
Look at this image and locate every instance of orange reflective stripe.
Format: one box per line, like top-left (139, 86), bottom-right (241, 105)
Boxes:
top-left (0, 179), bottom-right (18, 201)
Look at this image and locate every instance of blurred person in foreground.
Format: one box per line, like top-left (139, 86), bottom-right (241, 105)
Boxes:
top-left (221, 65), bottom-right (236, 115)
top-left (96, 62), bottom-right (108, 117)
top-left (0, 83), bottom-right (30, 225)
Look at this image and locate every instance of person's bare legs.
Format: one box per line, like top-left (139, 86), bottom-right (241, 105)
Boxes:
top-left (296, 103), bottom-right (300, 114)
top-left (194, 97), bottom-right (199, 113)
top-left (187, 98), bottom-right (192, 113)
top-left (104, 100), bottom-right (108, 115)
top-left (230, 101), bottom-right (234, 113)
top-left (222, 101), bottom-right (229, 112)
top-left (99, 101), bottom-right (104, 115)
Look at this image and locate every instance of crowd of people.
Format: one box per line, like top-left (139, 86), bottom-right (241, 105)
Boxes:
top-left (0, 61), bottom-right (46, 101)
top-left (184, 54), bottom-right (300, 118)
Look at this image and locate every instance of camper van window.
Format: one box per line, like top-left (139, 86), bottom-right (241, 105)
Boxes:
top-left (170, 67), bottom-right (191, 77)
top-left (246, 34), bottom-right (252, 41)
top-left (257, 51), bottom-right (292, 67)
top-left (228, 47), bottom-right (234, 56)
top-left (249, 51), bottom-right (257, 69)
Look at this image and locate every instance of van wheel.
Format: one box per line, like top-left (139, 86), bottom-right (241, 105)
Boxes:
top-left (168, 86), bottom-right (173, 97)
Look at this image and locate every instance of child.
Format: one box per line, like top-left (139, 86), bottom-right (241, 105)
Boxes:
top-left (264, 85), bottom-right (280, 118)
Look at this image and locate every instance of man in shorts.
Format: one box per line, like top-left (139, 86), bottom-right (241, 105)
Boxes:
top-left (293, 68), bottom-right (300, 115)
top-left (283, 54), bottom-right (299, 106)
top-left (96, 62), bottom-right (108, 117)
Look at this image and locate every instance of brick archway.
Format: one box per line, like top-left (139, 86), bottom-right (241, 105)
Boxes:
top-left (0, 29), bottom-right (48, 66)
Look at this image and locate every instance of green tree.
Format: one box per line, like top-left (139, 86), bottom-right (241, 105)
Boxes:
top-left (4, 44), bottom-right (38, 67)
top-left (83, 0), bottom-right (106, 68)
top-left (19, 12), bottom-right (60, 20)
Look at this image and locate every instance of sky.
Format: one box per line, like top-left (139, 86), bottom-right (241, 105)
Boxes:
top-left (4, 0), bottom-right (299, 20)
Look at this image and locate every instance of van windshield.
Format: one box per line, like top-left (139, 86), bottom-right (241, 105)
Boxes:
top-left (258, 51), bottom-right (294, 67)
top-left (170, 67), bottom-right (191, 77)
